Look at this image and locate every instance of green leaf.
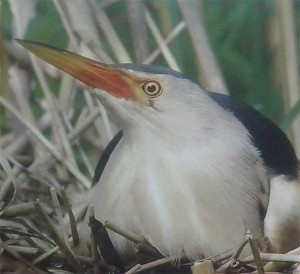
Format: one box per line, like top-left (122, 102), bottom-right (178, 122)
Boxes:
top-left (281, 100), bottom-right (300, 132)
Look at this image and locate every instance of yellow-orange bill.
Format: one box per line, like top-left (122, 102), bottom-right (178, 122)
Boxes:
top-left (16, 39), bottom-right (141, 100)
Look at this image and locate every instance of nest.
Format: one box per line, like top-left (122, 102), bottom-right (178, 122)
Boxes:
top-left (0, 179), bottom-right (300, 273)
top-left (1, 0), bottom-right (299, 273)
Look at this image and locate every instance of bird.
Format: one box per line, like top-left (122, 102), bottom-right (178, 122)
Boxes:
top-left (17, 40), bottom-right (300, 261)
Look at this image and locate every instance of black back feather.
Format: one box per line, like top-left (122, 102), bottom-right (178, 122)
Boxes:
top-left (208, 92), bottom-right (299, 179)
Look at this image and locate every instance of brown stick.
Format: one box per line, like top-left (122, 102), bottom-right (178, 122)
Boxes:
top-left (33, 199), bottom-right (81, 272)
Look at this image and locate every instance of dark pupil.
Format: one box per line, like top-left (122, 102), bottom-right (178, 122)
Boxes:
top-left (147, 84), bottom-right (157, 93)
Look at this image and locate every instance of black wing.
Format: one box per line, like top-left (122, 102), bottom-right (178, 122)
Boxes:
top-left (208, 92), bottom-right (299, 179)
top-left (92, 130), bottom-right (123, 185)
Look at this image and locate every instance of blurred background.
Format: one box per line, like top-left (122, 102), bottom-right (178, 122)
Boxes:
top-left (0, 0), bottom-right (299, 272)
top-left (0, 0), bottom-right (299, 196)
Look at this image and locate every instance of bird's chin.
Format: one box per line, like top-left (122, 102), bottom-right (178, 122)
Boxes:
top-left (93, 89), bottom-right (145, 128)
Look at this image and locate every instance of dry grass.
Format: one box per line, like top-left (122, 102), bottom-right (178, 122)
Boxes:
top-left (0, 0), bottom-right (299, 273)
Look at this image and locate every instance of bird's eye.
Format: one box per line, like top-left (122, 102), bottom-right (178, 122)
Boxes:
top-left (142, 81), bottom-right (162, 98)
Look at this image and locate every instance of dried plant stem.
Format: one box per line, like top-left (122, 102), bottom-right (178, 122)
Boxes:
top-left (0, 133), bottom-right (12, 147)
top-left (13, 217), bottom-right (55, 247)
top-left (2, 97), bottom-right (102, 191)
top-left (0, 228), bottom-right (41, 238)
top-left (96, 99), bottom-right (114, 141)
top-left (178, 0), bottom-right (228, 94)
top-left (145, 8), bottom-right (180, 71)
top-left (216, 238), bottom-right (249, 272)
top-left (143, 21), bottom-right (186, 64)
top-left (3, 112), bottom-right (51, 156)
top-left (57, 70), bottom-right (75, 115)
top-left (104, 220), bottom-right (144, 244)
top-left (0, 95), bottom-right (61, 158)
top-left (0, 152), bottom-right (16, 209)
top-left (12, 155), bottom-right (33, 165)
top-left (0, 95), bottom-right (91, 188)
top-left (136, 255), bottom-right (179, 272)
top-left (62, 113), bottom-right (93, 177)
top-left (263, 246), bottom-right (300, 272)
top-left (29, 55), bottom-right (78, 168)
top-left (50, 188), bottom-right (70, 249)
top-left (89, 0), bottom-right (132, 63)
top-left (0, 240), bottom-right (42, 273)
top-left (85, 89), bottom-right (114, 143)
top-left (191, 260), bottom-right (214, 274)
top-left (1, 202), bottom-right (36, 217)
top-left (245, 232), bottom-right (264, 274)
top-left (32, 245), bottom-right (60, 265)
top-left (33, 199), bottom-right (81, 272)
top-left (124, 264), bottom-right (141, 274)
top-left (52, 0), bottom-right (79, 51)
top-left (278, 0), bottom-right (300, 155)
top-left (8, 245), bottom-right (40, 256)
top-left (8, 66), bottom-right (44, 156)
top-left (52, 0), bottom-right (113, 144)
top-left (68, 108), bottom-right (100, 144)
top-left (60, 187), bottom-right (79, 246)
top-left (243, 253), bottom-right (300, 264)
top-left (232, 239), bottom-right (249, 260)
top-left (127, 0), bottom-right (148, 62)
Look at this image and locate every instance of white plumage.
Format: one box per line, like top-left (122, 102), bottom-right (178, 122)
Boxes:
top-left (17, 39), bottom-right (299, 266)
top-left (75, 72), bottom-right (269, 259)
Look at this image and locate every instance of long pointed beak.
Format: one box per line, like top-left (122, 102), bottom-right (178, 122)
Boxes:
top-left (16, 39), bottom-right (142, 100)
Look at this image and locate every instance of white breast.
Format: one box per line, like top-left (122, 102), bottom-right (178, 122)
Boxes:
top-left (78, 122), bottom-right (268, 260)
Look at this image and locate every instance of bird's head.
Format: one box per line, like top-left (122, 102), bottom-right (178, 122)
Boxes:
top-left (17, 40), bottom-right (212, 135)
